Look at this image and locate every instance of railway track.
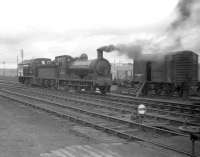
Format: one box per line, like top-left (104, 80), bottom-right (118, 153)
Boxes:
top-left (62, 91), bottom-right (200, 118)
top-left (0, 82), bottom-right (199, 130)
top-left (0, 88), bottom-right (197, 157)
top-left (0, 80), bottom-right (199, 156)
top-left (68, 93), bottom-right (200, 125)
top-left (0, 79), bottom-right (198, 113)
top-left (0, 86), bottom-right (187, 136)
top-left (0, 82), bottom-right (199, 128)
top-left (1, 80), bottom-right (198, 116)
top-left (81, 92), bottom-right (200, 114)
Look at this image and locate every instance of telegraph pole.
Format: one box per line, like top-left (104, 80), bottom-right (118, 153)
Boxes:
top-left (133, 59), bottom-right (135, 81)
top-left (21, 49), bottom-right (24, 64)
top-left (114, 59), bottom-right (116, 80)
top-left (2, 61), bottom-right (5, 76)
top-left (17, 55), bottom-right (18, 77)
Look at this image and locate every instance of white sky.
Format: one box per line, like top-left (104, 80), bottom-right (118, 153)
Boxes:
top-left (0, 0), bottom-right (179, 68)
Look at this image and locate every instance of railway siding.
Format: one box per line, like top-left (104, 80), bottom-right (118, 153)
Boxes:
top-left (0, 91), bottom-right (196, 157)
top-left (0, 81), bottom-right (199, 156)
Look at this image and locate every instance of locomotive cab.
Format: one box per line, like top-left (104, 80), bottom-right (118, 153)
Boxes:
top-left (18, 58), bottom-right (52, 85)
top-left (18, 60), bottom-right (33, 83)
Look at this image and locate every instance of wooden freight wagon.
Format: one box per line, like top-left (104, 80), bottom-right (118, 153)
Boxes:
top-left (165, 50), bottom-right (198, 84)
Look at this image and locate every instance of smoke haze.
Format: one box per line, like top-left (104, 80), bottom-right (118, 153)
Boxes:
top-left (170, 0), bottom-right (194, 29)
top-left (97, 42), bottom-right (144, 60)
top-left (98, 0), bottom-right (200, 60)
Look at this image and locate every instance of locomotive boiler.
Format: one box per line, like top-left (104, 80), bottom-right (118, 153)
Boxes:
top-left (18, 49), bottom-right (112, 94)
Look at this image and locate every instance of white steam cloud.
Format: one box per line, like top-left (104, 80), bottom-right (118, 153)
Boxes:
top-left (98, 0), bottom-right (200, 60)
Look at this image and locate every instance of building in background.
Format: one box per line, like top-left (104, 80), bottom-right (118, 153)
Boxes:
top-left (111, 63), bottom-right (133, 81)
top-left (0, 69), bottom-right (17, 77)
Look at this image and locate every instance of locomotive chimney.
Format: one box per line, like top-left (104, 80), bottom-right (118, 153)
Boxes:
top-left (97, 49), bottom-right (103, 59)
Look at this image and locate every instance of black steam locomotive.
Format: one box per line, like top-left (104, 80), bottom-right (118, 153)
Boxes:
top-left (18, 49), bottom-right (112, 94)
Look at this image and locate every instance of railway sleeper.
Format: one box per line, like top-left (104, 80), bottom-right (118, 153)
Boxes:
top-left (1, 86), bottom-right (199, 127)
top-left (0, 89), bottom-right (187, 137)
top-left (0, 93), bottom-right (195, 157)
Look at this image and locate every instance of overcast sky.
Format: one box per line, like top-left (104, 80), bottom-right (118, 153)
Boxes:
top-left (0, 0), bottom-right (199, 68)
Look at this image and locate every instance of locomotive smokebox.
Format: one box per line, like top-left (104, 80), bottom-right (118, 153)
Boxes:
top-left (97, 49), bottom-right (103, 59)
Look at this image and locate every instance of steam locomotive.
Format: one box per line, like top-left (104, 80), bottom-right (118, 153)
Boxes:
top-left (18, 49), bottom-right (112, 94)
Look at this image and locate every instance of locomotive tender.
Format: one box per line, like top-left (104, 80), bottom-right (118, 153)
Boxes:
top-left (18, 49), bottom-right (112, 94)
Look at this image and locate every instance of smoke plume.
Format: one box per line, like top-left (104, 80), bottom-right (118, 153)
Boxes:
top-left (97, 41), bottom-right (145, 60)
top-left (166, 0), bottom-right (200, 53)
top-left (98, 0), bottom-right (200, 61)
top-left (170, 0), bottom-right (194, 30)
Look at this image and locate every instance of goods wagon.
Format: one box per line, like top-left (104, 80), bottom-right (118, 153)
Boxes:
top-left (133, 50), bottom-right (199, 97)
top-left (134, 50), bottom-right (198, 83)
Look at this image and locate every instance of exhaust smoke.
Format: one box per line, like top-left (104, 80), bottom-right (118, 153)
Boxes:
top-left (98, 0), bottom-right (200, 61)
